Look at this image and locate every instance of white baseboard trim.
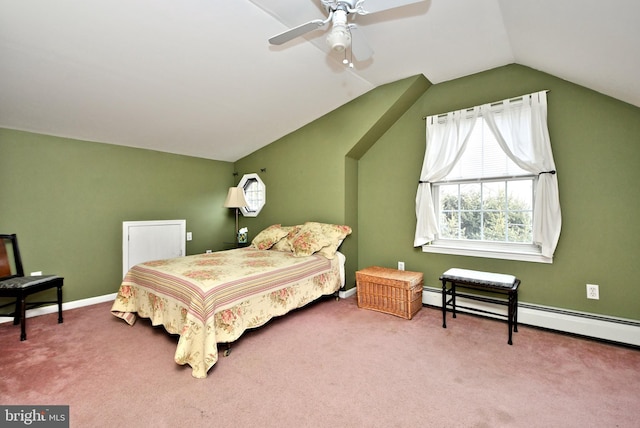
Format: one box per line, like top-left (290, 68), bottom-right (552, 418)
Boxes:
top-left (0, 293), bottom-right (117, 325)
top-left (6, 288), bottom-right (638, 348)
top-left (339, 287), bottom-right (357, 299)
top-left (422, 286), bottom-right (640, 347)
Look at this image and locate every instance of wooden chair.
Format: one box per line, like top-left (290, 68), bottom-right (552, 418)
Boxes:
top-left (0, 234), bottom-right (64, 340)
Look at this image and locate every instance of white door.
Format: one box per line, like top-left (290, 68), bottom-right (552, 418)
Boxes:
top-left (123, 220), bottom-right (186, 277)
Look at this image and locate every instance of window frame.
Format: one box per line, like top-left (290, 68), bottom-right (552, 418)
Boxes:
top-left (238, 173), bottom-right (265, 217)
top-left (429, 137), bottom-right (555, 262)
top-left (416, 91), bottom-right (558, 263)
top-left (421, 238), bottom-right (548, 263)
top-left (426, 174), bottom-right (548, 263)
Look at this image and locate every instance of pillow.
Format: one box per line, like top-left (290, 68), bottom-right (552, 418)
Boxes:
top-left (250, 224), bottom-right (290, 250)
top-left (317, 238), bottom-right (346, 260)
top-left (290, 226), bottom-right (331, 257)
top-left (270, 225), bottom-right (300, 252)
top-left (291, 222), bottom-right (352, 258)
top-left (308, 223), bottom-right (352, 259)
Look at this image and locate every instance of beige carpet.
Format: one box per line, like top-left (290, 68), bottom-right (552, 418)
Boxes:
top-left (1, 296), bottom-right (639, 427)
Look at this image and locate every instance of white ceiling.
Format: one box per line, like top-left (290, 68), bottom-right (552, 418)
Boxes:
top-left (1, 0), bottom-right (638, 162)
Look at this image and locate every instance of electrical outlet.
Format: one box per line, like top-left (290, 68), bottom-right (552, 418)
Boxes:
top-left (398, 261), bottom-right (405, 271)
top-left (586, 284), bottom-right (599, 300)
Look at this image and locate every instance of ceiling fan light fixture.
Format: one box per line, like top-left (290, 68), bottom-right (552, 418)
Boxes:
top-left (326, 24), bottom-right (351, 52)
top-left (326, 7), bottom-right (351, 52)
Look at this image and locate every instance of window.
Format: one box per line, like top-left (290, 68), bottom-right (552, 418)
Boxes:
top-left (436, 178), bottom-right (534, 243)
top-left (415, 91), bottom-right (561, 263)
top-left (434, 116), bottom-right (535, 245)
top-left (238, 173), bottom-right (265, 217)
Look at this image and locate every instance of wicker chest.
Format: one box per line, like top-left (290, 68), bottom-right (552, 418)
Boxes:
top-left (356, 266), bottom-right (423, 320)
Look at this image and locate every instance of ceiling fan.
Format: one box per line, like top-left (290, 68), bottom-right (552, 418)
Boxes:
top-left (268, 0), bottom-right (425, 64)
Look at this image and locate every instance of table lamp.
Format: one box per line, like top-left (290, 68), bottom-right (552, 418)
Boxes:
top-left (224, 187), bottom-right (248, 242)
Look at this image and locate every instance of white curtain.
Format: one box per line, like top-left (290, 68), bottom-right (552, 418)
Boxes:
top-left (414, 91), bottom-right (562, 259)
top-left (413, 106), bottom-right (479, 246)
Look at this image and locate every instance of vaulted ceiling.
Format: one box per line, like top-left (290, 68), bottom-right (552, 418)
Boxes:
top-left (1, 0), bottom-right (638, 162)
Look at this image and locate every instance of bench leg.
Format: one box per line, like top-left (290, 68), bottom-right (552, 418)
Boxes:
top-left (57, 284), bottom-right (64, 324)
top-left (441, 279), bottom-right (447, 328)
top-left (451, 283), bottom-right (457, 318)
top-left (513, 291), bottom-right (518, 333)
top-left (19, 296), bottom-right (27, 341)
top-left (507, 291), bottom-right (518, 345)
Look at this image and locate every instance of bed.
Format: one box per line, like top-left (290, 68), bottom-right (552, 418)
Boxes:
top-left (111, 222), bottom-right (350, 378)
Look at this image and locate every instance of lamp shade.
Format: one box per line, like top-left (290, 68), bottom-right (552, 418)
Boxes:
top-left (223, 187), bottom-right (248, 208)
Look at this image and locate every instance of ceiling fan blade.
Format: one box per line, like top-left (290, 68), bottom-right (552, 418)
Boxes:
top-left (268, 19), bottom-right (327, 45)
top-left (349, 25), bottom-right (373, 61)
top-left (356, 0), bottom-right (425, 15)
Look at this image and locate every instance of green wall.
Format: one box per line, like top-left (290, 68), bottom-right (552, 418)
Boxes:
top-left (359, 65), bottom-right (640, 320)
top-left (234, 75), bottom-right (430, 288)
top-left (0, 129), bottom-right (235, 303)
top-left (238, 64), bottom-right (640, 321)
top-left (2, 63), bottom-right (639, 323)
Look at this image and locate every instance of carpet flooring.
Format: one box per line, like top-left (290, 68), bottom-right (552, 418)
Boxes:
top-left (1, 296), bottom-right (639, 427)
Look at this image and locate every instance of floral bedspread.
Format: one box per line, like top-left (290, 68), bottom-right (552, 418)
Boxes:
top-left (111, 247), bottom-right (342, 378)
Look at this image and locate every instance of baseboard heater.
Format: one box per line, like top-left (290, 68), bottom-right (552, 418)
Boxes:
top-left (422, 286), bottom-right (640, 347)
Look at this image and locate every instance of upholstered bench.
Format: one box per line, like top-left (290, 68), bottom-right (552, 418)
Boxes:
top-left (440, 268), bottom-right (520, 345)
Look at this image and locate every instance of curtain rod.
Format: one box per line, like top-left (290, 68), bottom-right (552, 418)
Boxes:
top-left (421, 90), bottom-right (550, 120)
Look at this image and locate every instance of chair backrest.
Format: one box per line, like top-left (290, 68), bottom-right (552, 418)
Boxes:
top-left (0, 234), bottom-right (25, 280)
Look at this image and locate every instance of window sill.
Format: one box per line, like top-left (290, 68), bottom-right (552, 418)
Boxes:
top-left (421, 241), bottom-right (552, 264)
